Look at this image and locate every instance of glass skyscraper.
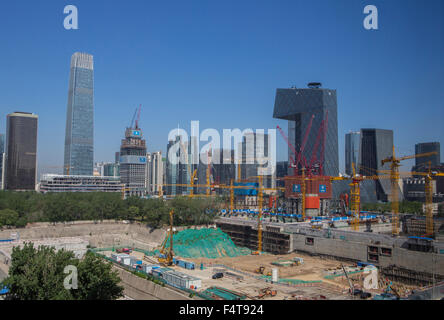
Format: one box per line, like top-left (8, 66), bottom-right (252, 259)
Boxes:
top-left (273, 83), bottom-right (339, 177)
top-left (359, 128), bottom-right (394, 201)
top-left (64, 52), bottom-right (94, 176)
top-left (5, 112), bottom-right (38, 190)
top-left (345, 131), bottom-right (361, 176)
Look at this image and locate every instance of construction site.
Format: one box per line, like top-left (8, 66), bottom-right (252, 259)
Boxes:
top-left (2, 84), bottom-right (444, 300)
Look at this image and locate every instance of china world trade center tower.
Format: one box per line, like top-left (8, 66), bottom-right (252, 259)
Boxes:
top-left (64, 52), bottom-right (94, 176)
top-left (273, 83), bottom-right (339, 177)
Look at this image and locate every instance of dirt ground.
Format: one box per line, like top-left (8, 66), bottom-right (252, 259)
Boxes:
top-left (186, 251), bottom-right (343, 280)
top-left (103, 250), bottom-right (351, 300)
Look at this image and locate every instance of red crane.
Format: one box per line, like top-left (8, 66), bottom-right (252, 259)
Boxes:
top-left (276, 125), bottom-right (298, 169)
top-left (294, 114), bottom-right (315, 170)
top-left (277, 114), bottom-right (314, 175)
top-left (307, 110), bottom-right (328, 176)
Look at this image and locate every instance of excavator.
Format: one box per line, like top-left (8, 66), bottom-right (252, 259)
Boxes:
top-left (157, 209), bottom-right (175, 266)
top-left (254, 266), bottom-right (272, 276)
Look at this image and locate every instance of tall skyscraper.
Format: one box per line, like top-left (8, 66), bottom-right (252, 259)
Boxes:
top-left (146, 151), bottom-right (163, 195)
top-left (345, 131), bottom-right (361, 176)
top-left (359, 128), bottom-right (394, 201)
top-left (120, 126), bottom-right (147, 197)
top-left (212, 148), bottom-right (236, 190)
top-left (64, 52), bottom-right (94, 176)
top-left (413, 142), bottom-right (440, 171)
top-left (0, 133), bottom-right (5, 190)
top-left (273, 83), bottom-right (339, 177)
top-left (165, 136), bottom-right (188, 196)
top-left (240, 132), bottom-right (275, 189)
top-left (5, 112), bottom-right (38, 190)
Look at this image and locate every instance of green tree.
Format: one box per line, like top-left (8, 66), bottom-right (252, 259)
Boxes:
top-left (73, 252), bottom-right (124, 300)
top-left (127, 206), bottom-right (139, 221)
top-left (3, 243), bottom-right (123, 300)
top-left (0, 209), bottom-right (19, 227)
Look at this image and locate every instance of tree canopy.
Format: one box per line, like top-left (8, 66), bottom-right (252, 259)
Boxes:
top-left (1, 243), bottom-right (123, 300)
top-left (0, 191), bottom-right (221, 229)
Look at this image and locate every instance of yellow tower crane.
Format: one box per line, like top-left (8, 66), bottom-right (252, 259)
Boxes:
top-left (257, 175), bottom-right (263, 253)
top-left (188, 169), bottom-right (198, 198)
top-left (377, 165), bottom-right (444, 237)
top-left (381, 148), bottom-right (438, 235)
top-left (158, 209), bottom-right (175, 266)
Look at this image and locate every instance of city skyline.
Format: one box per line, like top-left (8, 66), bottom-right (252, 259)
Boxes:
top-left (0, 0), bottom-right (443, 176)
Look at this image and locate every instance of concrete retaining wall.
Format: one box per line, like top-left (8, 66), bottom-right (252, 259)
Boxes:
top-left (113, 266), bottom-right (199, 300)
top-left (0, 221), bottom-right (167, 251)
top-left (291, 234), bottom-right (444, 276)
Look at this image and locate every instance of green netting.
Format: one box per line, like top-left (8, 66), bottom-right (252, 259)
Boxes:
top-left (202, 287), bottom-right (246, 300)
top-left (148, 228), bottom-right (251, 259)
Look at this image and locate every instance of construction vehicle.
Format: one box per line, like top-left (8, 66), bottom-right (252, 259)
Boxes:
top-left (374, 279), bottom-right (401, 300)
top-left (255, 266), bottom-right (266, 274)
top-left (116, 247), bottom-right (132, 254)
top-left (257, 287), bottom-right (277, 299)
top-left (341, 264), bottom-right (356, 297)
top-left (158, 209), bottom-right (175, 266)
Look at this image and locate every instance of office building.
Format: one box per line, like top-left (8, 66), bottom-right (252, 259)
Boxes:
top-left (146, 151), bottom-right (163, 195)
top-left (0, 133), bottom-right (4, 189)
top-left (239, 132), bottom-right (276, 189)
top-left (165, 136), bottom-right (188, 196)
top-left (120, 126), bottom-right (147, 197)
top-left (39, 174), bottom-right (121, 193)
top-left (359, 128), bottom-right (395, 201)
top-left (64, 52), bottom-right (94, 176)
top-left (276, 161), bottom-right (288, 188)
top-left (104, 163), bottom-right (120, 177)
top-left (345, 131), bottom-right (361, 176)
top-left (273, 82), bottom-right (339, 177)
top-left (412, 142), bottom-right (440, 172)
top-left (4, 112), bottom-right (38, 190)
top-left (212, 149), bottom-right (236, 192)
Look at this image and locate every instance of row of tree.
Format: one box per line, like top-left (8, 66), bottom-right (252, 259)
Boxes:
top-left (1, 243), bottom-right (123, 300)
top-left (361, 201), bottom-right (425, 215)
top-left (0, 191), bottom-right (222, 229)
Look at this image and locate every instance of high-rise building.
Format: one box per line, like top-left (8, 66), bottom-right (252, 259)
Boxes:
top-left (165, 136), bottom-right (188, 196)
top-left (5, 112), bottom-right (38, 190)
top-left (120, 126), bottom-right (147, 197)
top-left (359, 128), bottom-right (394, 201)
top-left (146, 151), bottom-right (163, 195)
top-left (413, 142), bottom-right (440, 171)
top-left (0, 133), bottom-right (4, 189)
top-left (239, 132), bottom-right (275, 189)
top-left (276, 161), bottom-right (288, 188)
top-left (345, 131), bottom-right (361, 176)
top-left (64, 52), bottom-right (94, 176)
top-left (103, 163), bottom-right (120, 177)
top-left (273, 83), bottom-right (339, 177)
top-left (212, 149), bottom-right (236, 191)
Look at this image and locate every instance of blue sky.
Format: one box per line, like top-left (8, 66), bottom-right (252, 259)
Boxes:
top-left (0, 0), bottom-right (443, 174)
